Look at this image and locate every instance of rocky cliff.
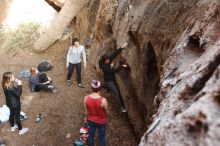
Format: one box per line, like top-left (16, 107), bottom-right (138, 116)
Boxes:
top-left (67, 0), bottom-right (220, 145)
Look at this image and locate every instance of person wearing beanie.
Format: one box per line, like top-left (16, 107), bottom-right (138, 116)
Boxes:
top-left (84, 80), bottom-right (108, 146)
top-left (99, 43), bottom-right (128, 112)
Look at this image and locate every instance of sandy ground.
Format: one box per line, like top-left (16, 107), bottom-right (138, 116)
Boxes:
top-left (0, 40), bottom-right (137, 146)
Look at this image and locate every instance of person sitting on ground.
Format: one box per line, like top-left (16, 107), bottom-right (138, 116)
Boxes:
top-left (99, 43), bottom-right (128, 113)
top-left (2, 72), bottom-right (28, 135)
top-left (66, 38), bottom-right (87, 88)
top-left (84, 80), bottom-right (108, 146)
top-left (29, 68), bottom-right (57, 93)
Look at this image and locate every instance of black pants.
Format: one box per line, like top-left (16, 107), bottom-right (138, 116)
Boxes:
top-left (9, 106), bottom-right (22, 130)
top-left (67, 63), bottom-right (81, 84)
top-left (39, 73), bottom-right (49, 83)
top-left (34, 84), bottom-right (52, 92)
top-left (34, 73), bottom-right (52, 92)
top-left (106, 81), bottom-right (125, 108)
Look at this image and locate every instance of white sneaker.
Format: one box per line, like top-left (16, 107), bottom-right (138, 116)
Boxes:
top-left (67, 80), bottom-right (71, 86)
top-left (48, 85), bottom-right (54, 89)
top-left (10, 124), bottom-right (18, 131)
top-left (35, 114), bottom-right (42, 123)
top-left (19, 128), bottom-right (28, 135)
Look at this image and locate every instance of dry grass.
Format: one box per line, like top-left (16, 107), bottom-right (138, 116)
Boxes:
top-left (0, 22), bottom-right (41, 51)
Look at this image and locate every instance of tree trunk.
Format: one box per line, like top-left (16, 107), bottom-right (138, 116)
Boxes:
top-left (34, 0), bottom-right (89, 52)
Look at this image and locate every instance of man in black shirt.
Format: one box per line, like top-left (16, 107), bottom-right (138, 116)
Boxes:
top-left (99, 43), bottom-right (128, 112)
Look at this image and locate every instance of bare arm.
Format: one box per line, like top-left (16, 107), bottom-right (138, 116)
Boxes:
top-left (43, 75), bottom-right (51, 84)
top-left (84, 96), bottom-right (88, 119)
top-left (101, 98), bottom-right (109, 114)
top-left (47, 76), bottom-right (51, 81)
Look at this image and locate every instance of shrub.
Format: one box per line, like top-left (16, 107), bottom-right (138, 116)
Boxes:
top-left (1, 22), bottom-right (41, 50)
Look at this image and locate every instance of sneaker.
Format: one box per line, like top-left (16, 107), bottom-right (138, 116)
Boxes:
top-left (52, 88), bottom-right (58, 94)
top-left (35, 114), bottom-right (42, 123)
top-left (67, 80), bottom-right (71, 86)
top-left (20, 115), bottom-right (28, 121)
top-left (19, 128), bottom-right (28, 135)
top-left (10, 124), bottom-right (18, 131)
top-left (48, 85), bottom-right (55, 89)
top-left (78, 84), bottom-right (84, 88)
top-left (121, 108), bottom-right (127, 113)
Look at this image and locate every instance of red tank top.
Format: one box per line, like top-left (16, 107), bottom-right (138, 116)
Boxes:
top-left (86, 96), bottom-right (107, 124)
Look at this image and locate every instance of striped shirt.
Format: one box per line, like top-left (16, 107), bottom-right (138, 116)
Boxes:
top-left (66, 45), bottom-right (87, 66)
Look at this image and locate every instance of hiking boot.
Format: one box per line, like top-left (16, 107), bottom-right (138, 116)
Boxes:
top-left (10, 124), bottom-right (18, 131)
top-left (120, 108), bottom-right (127, 113)
top-left (78, 84), bottom-right (84, 88)
top-left (19, 128), bottom-right (28, 135)
top-left (67, 80), bottom-right (71, 86)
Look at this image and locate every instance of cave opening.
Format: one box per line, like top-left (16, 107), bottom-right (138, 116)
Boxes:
top-left (187, 34), bottom-right (205, 54)
top-left (143, 42), bottom-right (160, 125)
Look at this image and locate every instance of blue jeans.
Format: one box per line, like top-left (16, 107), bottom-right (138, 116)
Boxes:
top-left (106, 81), bottom-right (125, 108)
top-left (88, 121), bottom-right (106, 146)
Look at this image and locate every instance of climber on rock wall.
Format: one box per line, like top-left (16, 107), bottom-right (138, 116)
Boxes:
top-left (99, 43), bottom-right (128, 113)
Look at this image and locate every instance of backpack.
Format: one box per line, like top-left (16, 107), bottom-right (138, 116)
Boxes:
top-left (37, 61), bottom-right (53, 72)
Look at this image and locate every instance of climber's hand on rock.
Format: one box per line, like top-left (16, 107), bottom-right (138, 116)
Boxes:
top-left (121, 43), bottom-right (128, 49)
top-left (122, 64), bottom-right (128, 68)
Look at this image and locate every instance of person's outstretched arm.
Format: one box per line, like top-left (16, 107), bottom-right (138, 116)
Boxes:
top-left (109, 43), bottom-right (127, 63)
top-left (109, 48), bottom-right (123, 63)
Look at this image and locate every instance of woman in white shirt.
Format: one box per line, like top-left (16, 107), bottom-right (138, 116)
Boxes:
top-left (66, 38), bottom-right (87, 88)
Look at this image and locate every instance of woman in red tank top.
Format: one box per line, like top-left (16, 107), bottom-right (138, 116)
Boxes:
top-left (84, 80), bottom-right (108, 146)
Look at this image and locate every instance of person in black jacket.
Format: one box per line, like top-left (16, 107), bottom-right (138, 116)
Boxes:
top-left (2, 72), bottom-right (28, 135)
top-left (99, 43), bottom-right (128, 112)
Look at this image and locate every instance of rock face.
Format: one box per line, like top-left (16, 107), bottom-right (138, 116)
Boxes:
top-left (69, 0), bottom-right (220, 144)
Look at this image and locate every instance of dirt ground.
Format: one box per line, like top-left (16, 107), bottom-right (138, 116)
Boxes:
top-left (0, 40), bottom-right (137, 146)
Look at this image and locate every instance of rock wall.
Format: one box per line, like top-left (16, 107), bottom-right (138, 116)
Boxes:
top-left (69, 0), bottom-right (220, 144)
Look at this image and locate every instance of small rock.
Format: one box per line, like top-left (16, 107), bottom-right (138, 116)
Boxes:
top-left (65, 133), bottom-right (71, 138)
